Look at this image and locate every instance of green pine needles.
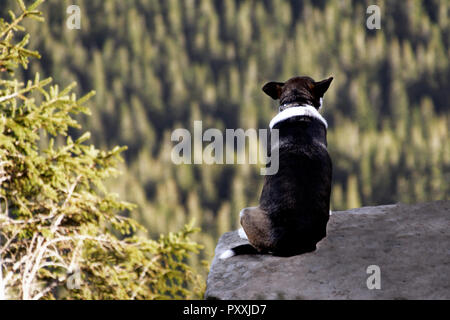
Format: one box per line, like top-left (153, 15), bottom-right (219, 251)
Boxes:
top-left (0, 0), bottom-right (204, 300)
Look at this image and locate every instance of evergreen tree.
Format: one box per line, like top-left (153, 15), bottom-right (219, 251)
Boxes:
top-left (0, 0), bottom-right (203, 300)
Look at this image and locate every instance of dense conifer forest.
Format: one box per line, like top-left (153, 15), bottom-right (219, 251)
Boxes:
top-left (3, 0), bottom-right (449, 277)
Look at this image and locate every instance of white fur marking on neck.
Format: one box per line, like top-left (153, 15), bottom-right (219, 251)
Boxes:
top-left (319, 98), bottom-right (323, 111)
top-left (269, 105), bottom-right (328, 130)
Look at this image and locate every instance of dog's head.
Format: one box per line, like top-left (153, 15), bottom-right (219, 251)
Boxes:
top-left (262, 76), bottom-right (333, 110)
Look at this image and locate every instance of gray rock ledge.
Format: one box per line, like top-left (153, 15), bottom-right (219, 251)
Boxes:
top-left (205, 201), bottom-right (450, 300)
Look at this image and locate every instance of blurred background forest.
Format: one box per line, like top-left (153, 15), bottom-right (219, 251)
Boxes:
top-left (4, 0), bottom-right (449, 272)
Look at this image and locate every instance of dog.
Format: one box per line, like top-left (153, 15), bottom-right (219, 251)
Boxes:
top-left (220, 76), bottom-right (333, 259)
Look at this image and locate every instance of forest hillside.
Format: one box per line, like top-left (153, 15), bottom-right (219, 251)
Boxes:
top-left (3, 0), bottom-right (449, 270)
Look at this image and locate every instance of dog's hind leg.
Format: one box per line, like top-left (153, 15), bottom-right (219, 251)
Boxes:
top-left (240, 206), bottom-right (273, 253)
top-left (237, 207), bottom-right (255, 240)
top-left (219, 207), bottom-right (272, 260)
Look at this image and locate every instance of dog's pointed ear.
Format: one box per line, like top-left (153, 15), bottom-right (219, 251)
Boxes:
top-left (262, 82), bottom-right (284, 100)
top-left (314, 77), bottom-right (333, 97)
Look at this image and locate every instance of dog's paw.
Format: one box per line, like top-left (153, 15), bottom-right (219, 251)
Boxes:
top-left (238, 228), bottom-right (248, 240)
top-left (219, 249), bottom-right (235, 260)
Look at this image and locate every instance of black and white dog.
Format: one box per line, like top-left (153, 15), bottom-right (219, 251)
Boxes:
top-left (221, 76), bottom-right (333, 259)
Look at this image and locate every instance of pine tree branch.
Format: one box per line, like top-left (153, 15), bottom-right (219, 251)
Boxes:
top-left (0, 11), bottom-right (28, 40)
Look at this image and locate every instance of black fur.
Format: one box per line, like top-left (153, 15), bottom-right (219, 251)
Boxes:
top-left (228, 244), bottom-right (259, 256)
top-left (261, 115), bottom-right (332, 256)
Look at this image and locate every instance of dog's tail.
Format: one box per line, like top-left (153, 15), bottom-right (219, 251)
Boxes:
top-left (219, 244), bottom-right (259, 260)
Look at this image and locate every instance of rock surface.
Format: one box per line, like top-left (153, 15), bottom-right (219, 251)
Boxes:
top-left (205, 201), bottom-right (450, 300)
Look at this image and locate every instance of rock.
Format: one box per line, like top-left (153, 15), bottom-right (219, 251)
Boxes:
top-left (205, 201), bottom-right (450, 300)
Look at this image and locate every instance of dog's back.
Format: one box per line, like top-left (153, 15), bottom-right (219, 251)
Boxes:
top-left (259, 115), bottom-right (332, 255)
